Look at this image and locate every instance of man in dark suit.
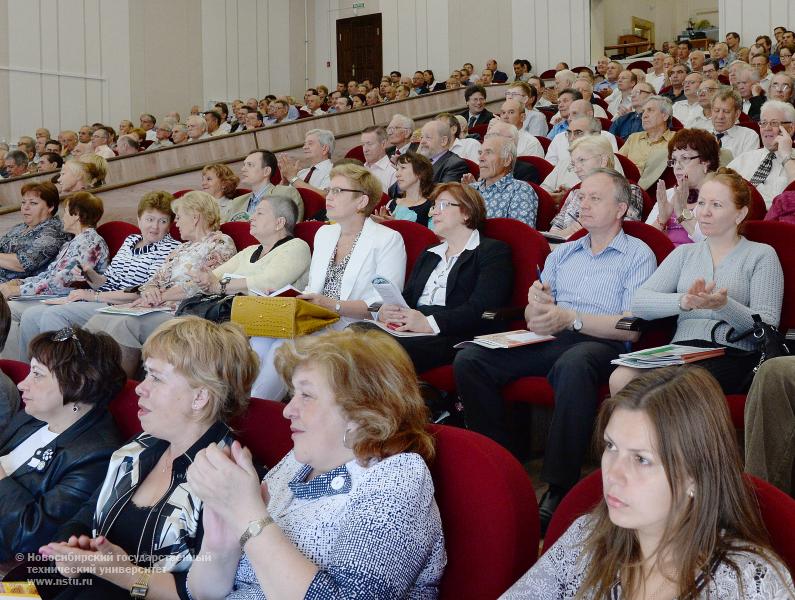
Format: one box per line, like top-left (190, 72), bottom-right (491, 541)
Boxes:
top-left (487, 59), bottom-right (509, 83)
top-left (419, 120), bottom-right (470, 183)
top-left (458, 84), bottom-right (494, 129)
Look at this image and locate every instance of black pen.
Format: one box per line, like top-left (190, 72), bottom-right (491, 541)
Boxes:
top-left (567, 211), bottom-right (583, 227)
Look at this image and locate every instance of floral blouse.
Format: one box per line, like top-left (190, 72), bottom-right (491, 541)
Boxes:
top-left (142, 231), bottom-right (236, 299)
top-left (0, 217), bottom-right (71, 282)
top-left (18, 229), bottom-right (108, 296)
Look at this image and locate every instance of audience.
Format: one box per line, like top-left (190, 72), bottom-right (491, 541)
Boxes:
top-left (361, 125), bottom-right (397, 192)
top-left (201, 163), bottom-right (241, 222)
top-left (609, 82), bottom-right (655, 138)
top-left (459, 84), bottom-right (493, 128)
top-left (619, 95), bottom-right (675, 174)
top-left (227, 150), bottom-right (303, 222)
top-left (417, 119), bottom-right (469, 183)
top-left (374, 152), bottom-right (435, 228)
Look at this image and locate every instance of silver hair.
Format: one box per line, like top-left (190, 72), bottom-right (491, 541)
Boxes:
top-left (643, 95), bottom-right (674, 118)
top-left (390, 113), bottom-right (415, 131)
top-left (306, 128), bottom-right (335, 157)
top-left (263, 195), bottom-right (298, 234)
top-left (570, 115), bottom-right (602, 135)
top-left (583, 167), bottom-right (631, 208)
top-left (761, 99), bottom-right (795, 123)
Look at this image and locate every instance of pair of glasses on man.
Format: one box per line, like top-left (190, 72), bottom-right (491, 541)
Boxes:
top-left (759, 120), bottom-right (794, 129)
top-left (52, 327), bottom-right (85, 357)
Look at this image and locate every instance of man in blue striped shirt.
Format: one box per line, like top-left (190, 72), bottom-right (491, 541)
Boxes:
top-left (454, 168), bottom-right (656, 534)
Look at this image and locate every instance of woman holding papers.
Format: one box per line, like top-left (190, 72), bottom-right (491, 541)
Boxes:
top-left (17, 192), bottom-right (180, 360)
top-left (249, 164), bottom-right (406, 400)
top-left (610, 168), bottom-right (784, 395)
top-left (377, 182), bottom-right (513, 372)
top-left (82, 191), bottom-right (235, 376)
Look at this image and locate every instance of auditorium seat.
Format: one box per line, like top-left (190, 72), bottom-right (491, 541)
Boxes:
top-left (614, 154), bottom-right (640, 183)
top-left (597, 117), bottom-right (612, 133)
top-left (534, 136), bottom-right (551, 153)
top-left (382, 220), bottom-right (440, 283)
top-left (297, 187), bottom-right (327, 221)
top-left (518, 156), bottom-right (554, 181)
top-left (469, 123), bottom-right (489, 141)
top-left (627, 60), bottom-right (653, 71)
top-left (0, 359), bottom-right (29, 385)
top-left (294, 220), bottom-right (325, 253)
top-left (429, 424), bottom-right (540, 599)
top-left (744, 180), bottom-right (768, 221)
top-left (234, 397), bottom-right (293, 468)
top-left (670, 117), bottom-right (684, 131)
top-left (542, 469), bottom-right (795, 576)
top-left (220, 221), bottom-right (258, 250)
top-left (169, 222), bottom-right (183, 242)
top-left (97, 221), bottom-right (141, 259)
top-left (528, 181), bottom-right (559, 231)
top-left (172, 189), bottom-right (192, 199)
top-left (463, 158), bottom-right (480, 179)
top-left (108, 379), bottom-right (144, 440)
top-left (344, 145), bottom-right (366, 162)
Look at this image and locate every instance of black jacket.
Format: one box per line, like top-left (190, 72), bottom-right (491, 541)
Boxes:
top-left (0, 408), bottom-right (121, 561)
top-left (432, 150), bottom-right (470, 183)
top-left (404, 236), bottom-right (513, 337)
top-left (458, 109), bottom-right (494, 128)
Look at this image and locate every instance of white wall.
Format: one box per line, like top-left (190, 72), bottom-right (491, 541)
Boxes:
top-left (512, 0), bottom-right (591, 73)
top-left (719, 0), bottom-right (795, 44)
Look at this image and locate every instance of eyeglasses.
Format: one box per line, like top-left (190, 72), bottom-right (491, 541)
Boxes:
top-left (667, 154), bottom-right (701, 168)
top-left (630, 90), bottom-right (652, 97)
top-left (325, 187), bottom-right (364, 196)
top-left (567, 155), bottom-right (598, 171)
top-left (770, 83), bottom-right (792, 91)
top-left (759, 120), bottom-right (794, 129)
top-left (566, 129), bottom-right (586, 139)
top-left (51, 327), bottom-right (85, 357)
top-left (432, 200), bottom-right (460, 212)
top-left (696, 88), bottom-right (719, 96)
top-left (505, 91), bottom-right (528, 99)
top-left (386, 126), bottom-right (410, 133)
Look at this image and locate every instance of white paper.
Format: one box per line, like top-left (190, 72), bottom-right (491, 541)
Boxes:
top-left (372, 276), bottom-right (408, 308)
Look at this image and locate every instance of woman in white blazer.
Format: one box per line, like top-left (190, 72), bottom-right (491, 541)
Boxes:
top-left (250, 163), bottom-right (406, 399)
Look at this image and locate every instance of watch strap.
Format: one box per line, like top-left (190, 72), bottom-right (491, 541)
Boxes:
top-left (130, 570), bottom-right (151, 599)
top-left (239, 515), bottom-right (274, 548)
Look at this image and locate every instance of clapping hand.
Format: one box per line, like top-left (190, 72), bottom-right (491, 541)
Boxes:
top-left (277, 154), bottom-right (301, 181)
top-left (461, 172), bottom-right (476, 185)
top-left (680, 277), bottom-right (728, 311)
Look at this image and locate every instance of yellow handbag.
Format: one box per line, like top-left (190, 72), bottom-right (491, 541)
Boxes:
top-left (230, 296), bottom-right (340, 338)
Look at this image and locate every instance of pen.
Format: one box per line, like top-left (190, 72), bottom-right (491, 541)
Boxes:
top-left (567, 211), bottom-right (583, 227)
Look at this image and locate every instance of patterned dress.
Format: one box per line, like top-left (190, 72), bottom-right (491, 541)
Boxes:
top-left (0, 217), bottom-right (71, 282)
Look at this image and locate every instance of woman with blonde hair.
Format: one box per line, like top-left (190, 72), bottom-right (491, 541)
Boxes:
top-left (41, 317), bottom-right (259, 599)
top-left (186, 328), bottom-right (445, 599)
top-left (201, 163), bottom-right (240, 222)
top-left (77, 153), bottom-right (109, 187)
top-left (503, 366), bottom-right (794, 598)
top-left (56, 159), bottom-right (106, 194)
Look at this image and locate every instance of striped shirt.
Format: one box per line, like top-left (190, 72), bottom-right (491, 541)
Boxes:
top-left (540, 230), bottom-right (656, 316)
top-left (98, 234), bottom-right (182, 292)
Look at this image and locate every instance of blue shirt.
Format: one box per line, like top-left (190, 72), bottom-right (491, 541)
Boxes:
top-left (541, 230), bottom-right (656, 315)
top-left (471, 173), bottom-right (539, 227)
top-left (548, 120), bottom-right (569, 140)
top-left (609, 111), bottom-right (644, 139)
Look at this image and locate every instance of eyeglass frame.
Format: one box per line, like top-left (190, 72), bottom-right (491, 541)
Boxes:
top-left (431, 200), bottom-right (461, 212)
top-left (666, 154), bottom-right (702, 168)
top-left (759, 119), bottom-right (794, 129)
top-left (324, 187), bottom-right (365, 197)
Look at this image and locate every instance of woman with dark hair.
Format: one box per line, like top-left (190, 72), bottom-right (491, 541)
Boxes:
top-left (351, 93), bottom-right (366, 109)
top-left (201, 164), bottom-right (240, 222)
top-left (503, 366), bottom-right (794, 598)
top-left (374, 151), bottom-right (436, 228)
top-left (611, 168), bottom-right (784, 395)
top-left (376, 182), bottom-right (513, 372)
top-left (0, 181), bottom-right (70, 284)
top-left (0, 326), bottom-right (125, 561)
top-left (647, 128), bottom-right (720, 246)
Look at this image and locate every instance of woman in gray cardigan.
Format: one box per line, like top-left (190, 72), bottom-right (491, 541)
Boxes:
top-left (610, 168), bottom-right (784, 395)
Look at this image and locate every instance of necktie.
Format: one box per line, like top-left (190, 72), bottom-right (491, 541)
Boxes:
top-left (715, 132), bottom-right (725, 147)
top-left (750, 151), bottom-right (776, 185)
top-left (468, 115), bottom-right (477, 128)
top-left (303, 166), bottom-right (316, 184)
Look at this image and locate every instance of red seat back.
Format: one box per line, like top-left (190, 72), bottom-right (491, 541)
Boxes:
top-left (233, 398), bottom-right (293, 468)
top-left (744, 181), bottom-right (768, 221)
top-left (97, 221), bottom-right (141, 259)
top-left (172, 189), bottom-right (192, 199)
top-left (232, 188), bottom-right (252, 197)
top-left (469, 123), bottom-right (489, 140)
top-left (0, 359), bottom-right (29, 385)
top-left (517, 156), bottom-right (554, 181)
top-left (527, 181), bottom-right (560, 231)
top-left (429, 424), bottom-right (540, 599)
top-left (220, 221), bottom-right (258, 251)
top-left (463, 158), bottom-right (480, 179)
top-left (542, 470), bottom-right (795, 577)
top-left (535, 135), bottom-right (551, 153)
top-left (744, 221), bottom-right (795, 331)
top-left (627, 60), bottom-right (653, 71)
top-left (294, 220), bottom-right (325, 253)
top-left (670, 117), bottom-right (684, 131)
top-left (597, 117), bottom-right (613, 132)
top-left (539, 69), bottom-right (557, 80)
top-left (297, 187), bottom-right (327, 221)
top-left (344, 145), bottom-right (366, 162)
top-left (169, 222), bottom-right (183, 242)
top-left (569, 221), bottom-right (674, 265)
top-left (639, 186), bottom-right (655, 221)
top-left (615, 154), bottom-right (641, 183)
top-left (108, 380), bottom-right (143, 440)
top-left (382, 220), bottom-right (440, 284)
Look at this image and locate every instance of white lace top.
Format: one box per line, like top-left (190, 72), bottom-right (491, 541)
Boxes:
top-left (501, 516), bottom-right (794, 599)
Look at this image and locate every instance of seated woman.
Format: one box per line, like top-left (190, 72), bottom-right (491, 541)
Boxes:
top-left (547, 137), bottom-right (643, 239)
top-left (201, 163), bottom-right (240, 223)
top-left (0, 181), bottom-right (70, 284)
top-left (0, 326), bottom-right (125, 561)
top-left (185, 329), bottom-right (446, 599)
top-left (503, 366), bottom-right (794, 598)
top-left (249, 164), bottom-right (406, 400)
top-left (56, 160), bottom-right (105, 195)
top-left (0, 191), bottom-right (108, 300)
top-left (40, 317), bottom-right (258, 599)
top-left (610, 168), bottom-right (784, 396)
top-left (646, 128), bottom-right (719, 246)
top-left (17, 191), bottom-right (181, 359)
top-left (377, 182), bottom-right (513, 372)
top-left (77, 153), bottom-right (109, 188)
top-left (373, 152), bottom-right (435, 228)
top-left (83, 191), bottom-right (235, 376)
top-left (191, 195), bottom-right (311, 296)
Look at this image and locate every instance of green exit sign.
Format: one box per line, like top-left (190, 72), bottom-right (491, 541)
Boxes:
top-left (352, 2), bottom-right (365, 7)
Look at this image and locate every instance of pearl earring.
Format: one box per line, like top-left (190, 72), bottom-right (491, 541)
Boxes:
top-left (688, 489), bottom-right (695, 498)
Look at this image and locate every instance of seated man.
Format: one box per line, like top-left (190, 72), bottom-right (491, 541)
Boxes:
top-left (547, 89), bottom-right (583, 140)
top-left (469, 128), bottom-right (538, 227)
top-left (498, 99), bottom-right (544, 157)
top-left (546, 99), bottom-right (618, 166)
top-left (227, 150), bottom-right (303, 222)
top-left (710, 88), bottom-right (760, 160)
top-left (186, 115), bottom-right (211, 141)
top-left (454, 168), bottom-right (655, 532)
top-left (609, 82), bottom-right (654, 139)
top-left (361, 125), bottom-right (397, 191)
top-left (145, 122), bottom-right (174, 151)
top-left (506, 81), bottom-right (548, 137)
top-left (417, 120), bottom-right (469, 183)
top-left (687, 78), bottom-right (721, 131)
top-left (734, 64), bottom-right (765, 121)
top-left (90, 128), bottom-right (117, 158)
top-left (728, 99), bottom-right (795, 207)
top-left (661, 63), bottom-right (688, 103)
top-left (278, 128), bottom-right (335, 197)
top-left (671, 72), bottom-right (704, 127)
top-left (386, 114), bottom-right (416, 157)
top-left (605, 70), bottom-right (637, 117)
top-left (619, 95), bottom-right (675, 173)
top-left (458, 84), bottom-right (493, 129)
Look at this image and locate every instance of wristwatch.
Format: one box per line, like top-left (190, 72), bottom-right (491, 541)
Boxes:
top-left (676, 208), bottom-right (695, 224)
top-left (239, 515), bottom-right (274, 548)
top-left (129, 570), bottom-right (151, 599)
top-left (219, 276), bottom-right (232, 295)
top-left (334, 301), bottom-right (342, 313)
top-left (570, 311), bottom-right (583, 332)
top-left (289, 175), bottom-right (300, 185)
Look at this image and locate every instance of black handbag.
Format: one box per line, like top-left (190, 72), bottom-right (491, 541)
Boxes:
top-left (175, 293), bottom-right (237, 323)
top-left (720, 314), bottom-right (792, 372)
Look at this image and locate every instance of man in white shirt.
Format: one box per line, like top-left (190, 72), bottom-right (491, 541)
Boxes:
top-left (305, 94), bottom-right (326, 116)
top-left (186, 115), bottom-right (211, 141)
top-left (506, 81), bottom-right (549, 136)
top-left (140, 113), bottom-right (158, 142)
top-left (672, 72), bottom-right (704, 127)
top-left (90, 128), bottom-right (116, 158)
top-left (606, 70), bottom-right (637, 117)
top-left (687, 79), bottom-right (721, 131)
top-left (498, 99), bottom-right (544, 157)
top-left (710, 88), bottom-right (760, 159)
top-left (278, 128), bottom-right (335, 198)
top-left (545, 100), bottom-right (618, 165)
top-left (728, 100), bottom-right (795, 207)
top-left (451, 115), bottom-right (482, 163)
top-left (734, 64), bottom-right (764, 118)
top-left (646, 52), bottom-right (667, 93)
top-left (751, 54), bottom-right (774, 93)
top-left (361, 126), bottom-right (397, 192)
top-left (573, 79), bottom-right (607, 118)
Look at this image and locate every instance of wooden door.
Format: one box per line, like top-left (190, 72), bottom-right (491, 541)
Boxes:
top-left (336, 14), bottom-right (382, 85)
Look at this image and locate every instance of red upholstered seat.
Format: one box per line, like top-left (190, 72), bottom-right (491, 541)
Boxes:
top-left (220, 221), bottom-right (258, 251)
top-left (172, 189), bottom-right (192, 198)
top-left (232, 188), bottom-right (251, 197)
top-left (528, 181), bottom-right (561, 231)
top-left (463, 158), bottom-right (480, 179)
top-left (382, 220), bottom-right (440, 284)
top-left (518, 156), bottom-right (554, 181)
top-left (169, 222), bottom-right (183, 242)
top-left (535, 135), bottom-right (551, 153)
top-left (597, 117), bottom-right (612, 133)
top-left (297, 187), bottom-right (327, 221)
top-left (670, 117), bottom-right (684, 131)
top-left (542, 470), bottom-right (795, 577)
top-left (539, 69), bottom-right (557, 80)
top-left (344, 145), bottom-right (365, 162)
top-left (429, 424), bottom-right (540, 599)
top-left (744, 181), bottom-right (768, 220)
top-left (615, 154), bottom-right (641, 183)
top-left (627, 60), bottom-right (653, 71)
top-left (0, 359), bottom-right (29, 385)
top-left (469, 123), bottom-right (489, 140)
top-left (233, 397), bottom-right (293, 468)
top-left (108, 380), bottom-right (143, 440)
top-left (97, 221), bottom-right (141, 259)
top-left (294, 220), bottom-right (325, 253)
top-left (373, 192), bottom-right (390, 213)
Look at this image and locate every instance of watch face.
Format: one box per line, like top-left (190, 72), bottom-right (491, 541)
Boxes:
top-left (248, 521), bottom-right (264, 536)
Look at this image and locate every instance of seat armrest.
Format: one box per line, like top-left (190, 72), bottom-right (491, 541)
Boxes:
top-left (615, 316), bottom-right (649, 332)
top-left (786, 327), bottom-right (795, 342)
top-left (482, 306), bottom-right (525, 321)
